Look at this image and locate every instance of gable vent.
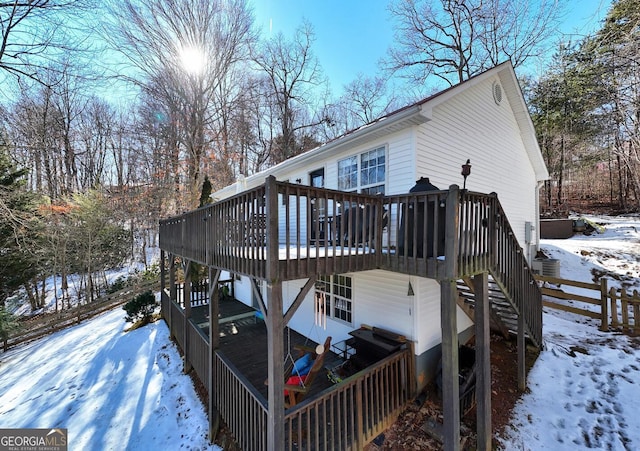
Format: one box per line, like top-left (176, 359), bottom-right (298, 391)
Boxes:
top-left (492, 81), bottom-right (503, 105)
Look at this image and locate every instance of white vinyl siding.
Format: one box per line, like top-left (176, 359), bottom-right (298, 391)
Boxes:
top-left (414, 75), bottom-right (538, 250)
top-left (253, 272), bottom-right (471, 360)
top-left (283, 270), bottom-right (416, 348)
top-left (412, 277), bottom-right (473, 355)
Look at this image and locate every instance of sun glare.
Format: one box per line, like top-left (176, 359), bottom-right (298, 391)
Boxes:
top-left (179, 45), bottom-right (206, 76)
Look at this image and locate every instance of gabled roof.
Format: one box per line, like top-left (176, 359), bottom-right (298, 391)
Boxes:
top-left (215, 61), bottom-right (547, 199)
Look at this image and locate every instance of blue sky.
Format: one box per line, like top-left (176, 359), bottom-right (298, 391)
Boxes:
top-left (251, 0), bottom-right (613, 92)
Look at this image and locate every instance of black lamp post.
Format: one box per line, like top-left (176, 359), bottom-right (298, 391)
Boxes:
top-left (461, 159), bottom-right (471, 190)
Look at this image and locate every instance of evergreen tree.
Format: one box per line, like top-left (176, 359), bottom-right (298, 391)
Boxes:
top-left (199, 175), bottom-right (213, 207)
top-left (527, 41), bottom-right (610, 211)
top-left (593, 0), bottom-right (640, 209)
top-left (66, 190), bottom-right (129, 303)
top-left (0, 146), bottom-right (41, 306)
top-left (0, 306), bottom-right (20, 350)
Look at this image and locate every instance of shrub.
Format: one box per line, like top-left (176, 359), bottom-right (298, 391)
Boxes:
top-left (122, 290), bottom-right (157, 324)
top-left (0, 307), bottom-right (21, 350)
top-left (138, 264), bottom-right (159, 282)
top-left (108, 276), bottom-right (129, 294)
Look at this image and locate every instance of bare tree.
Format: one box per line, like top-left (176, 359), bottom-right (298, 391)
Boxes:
top-left (386, 0), bottom-right (564, 85)
top-left (342, 74), bottom-right (396, 125)
top-left (8, 77), bottom-right (66, 199)
top-left (0, 0), bottom-right (98, 89)
top-left (253, 20), bottom-right (328, 164)
top-left (77, 97), bottom-right (114, 190)
top-left (104, 0), bottom-right (256, 209)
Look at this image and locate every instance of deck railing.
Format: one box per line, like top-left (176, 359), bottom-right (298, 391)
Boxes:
top-left (170, 301), bottom-right (185, 349)
top-left (175, 280), bottom-right (209, 308)
top-left (489, 198), bottom-right (542, 345)
top-left (457, 191), bottom-right (494, 276)
top-left (207, 347), bottom-right (413, 451)
top-left (187, 320), bottom-right (210, 388)
top-left (159, 178), bottom-right (454, 281)
top-left (161, 289), bottom-right (171, 322)
top-left (380, 191), bottom-right (449, 277)
top-left (283, 348), bottom-right (414, 450)
top-left (212, 351), bottom-right (268, 451)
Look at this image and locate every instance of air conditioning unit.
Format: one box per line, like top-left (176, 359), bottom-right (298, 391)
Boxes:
top-left (531, 258), bottom-right (560, 277)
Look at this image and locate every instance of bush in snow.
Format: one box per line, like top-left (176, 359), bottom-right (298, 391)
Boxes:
top-left (122, 291), bottom-right (157, 324)
top-left (0, 307), bottom-right (21, 351)
top-left (108, 276), bottom-right (129, 294)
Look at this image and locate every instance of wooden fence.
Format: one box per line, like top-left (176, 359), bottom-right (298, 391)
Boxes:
top-left (5, 280), bottom-right (159, 351)
top-left (536, 275), bottom-right (640, 335)
top-left (608, 287), bottom-right (640, 334)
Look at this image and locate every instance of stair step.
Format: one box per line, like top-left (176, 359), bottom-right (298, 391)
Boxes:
top-left (456, 271), bottom-right (541, 348)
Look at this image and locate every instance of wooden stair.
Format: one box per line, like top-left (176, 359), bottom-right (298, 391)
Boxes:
top-left (456, 275), bottom-right (541, 348)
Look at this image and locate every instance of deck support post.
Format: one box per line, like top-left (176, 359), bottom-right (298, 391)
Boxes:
top-left (474, 272), bottom-right (492, 451)
top-left (208, 267), bottom-right (222, 442)
top-left (441, 184), bottom-right (461, 451)
top-left (183, 260), bottom-right (192, 374)
top-left (160, 250), bottom-right (166, 295)
top-left (517, 311), bottom-right (526, 392)
top-left (441, 279), bottom-right (460, 451)
top-left (168, 254), bottom-right (176, 337)
top-left (265, 175), bottom-right (285, 451)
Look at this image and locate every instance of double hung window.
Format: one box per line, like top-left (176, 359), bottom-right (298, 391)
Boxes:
top-left (316, 275), bottom-right (353, 325)
top-left (338, 146), bottom-right (386, 194)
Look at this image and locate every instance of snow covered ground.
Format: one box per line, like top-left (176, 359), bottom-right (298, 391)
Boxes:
top-left (499, 215), bottom-right (640, 450)
top-left (0, 307), bottom-right (220, 450)
top-left (0, 215), bottom-right (638, 450)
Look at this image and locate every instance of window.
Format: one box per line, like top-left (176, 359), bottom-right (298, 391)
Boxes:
top-left (338, 156), bottom-right (357, 190)
top-left (338, 146), bottom-right (386, 194)
top-left (309, 168), bottom-right (325, 188)
top-left (316, 274), bottom-right (353, 325)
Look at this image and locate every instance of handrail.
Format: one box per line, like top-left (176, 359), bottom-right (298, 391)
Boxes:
top-left (487, 195), bottom-right (542, 346)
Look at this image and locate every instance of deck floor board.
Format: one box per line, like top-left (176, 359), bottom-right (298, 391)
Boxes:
top-left (192, 299), bottom-right (343, 401)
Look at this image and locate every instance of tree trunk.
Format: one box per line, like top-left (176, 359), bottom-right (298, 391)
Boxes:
top-left (38, 277), bottom-right (46, 308)
top-left (557, 134), bottom-right (565, 208)
top-left (616, 153), bottom-right (625, 209)
top-left (24, 283), bottom-right (38, 311)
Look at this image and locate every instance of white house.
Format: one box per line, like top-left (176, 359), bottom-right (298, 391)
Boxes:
top-left (159, 60), bottom-right (547, 450)
top-left (212, 60), bottom-right (547, 387)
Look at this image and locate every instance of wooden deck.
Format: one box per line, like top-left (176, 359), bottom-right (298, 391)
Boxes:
top-left (192, 299), bottom-right (343, 402)
top-left (159, 177), bottom-right (544, 450)
top-left (160, 291), bottom-right (412, 450)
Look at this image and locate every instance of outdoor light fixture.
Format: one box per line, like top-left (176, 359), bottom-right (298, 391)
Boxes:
top-left (461, 159), bottom-right (471, 190)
